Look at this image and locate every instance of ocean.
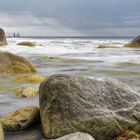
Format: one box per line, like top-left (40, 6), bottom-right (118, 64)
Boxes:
top-left (0, 36), bottom-right (140, 139)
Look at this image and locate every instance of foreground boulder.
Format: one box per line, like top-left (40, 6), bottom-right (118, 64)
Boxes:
top-left (0, 51), bottom-right (36, 73)
top-left (17, 42), bottom-right (36, 47)
top-left (0, 123), bottom-right (4, 140)
top-left (15, 87), bottom-right (39, 98)
top-left (0, 28), bottom-right (7, 46)
top-left (39, 74), bottom-right (140, 140)
top-left (0, 106), bottom-right (39, 131)
top-left (53, 132), bottom-right (95, 140)
top-left (124, 36), bottom-right (140, 48)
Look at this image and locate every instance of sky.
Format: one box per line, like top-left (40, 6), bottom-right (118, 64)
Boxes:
top-left (0, 0), bottom-right (140, 36)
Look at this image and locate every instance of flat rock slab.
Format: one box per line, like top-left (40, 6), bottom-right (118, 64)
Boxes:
top-left (52, 132), bottom-right (95, 140)
top-left (39, 74), bottom-right (140, 140)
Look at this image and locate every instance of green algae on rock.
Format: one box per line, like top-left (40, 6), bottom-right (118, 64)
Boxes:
top-left (14, 75), bottom-right (46, 83)
top-left (114, 130), bottom-right (140, 140)
top-left (0, 106), bottom-right (39, 131)
top-left (0, 51), bottom-right (36, 73)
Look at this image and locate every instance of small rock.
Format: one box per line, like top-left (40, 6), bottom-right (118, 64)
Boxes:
top-left (97, 45), bottom-right (117, 48)
top-left (52, 132), bottom-right (95, 140)
top-left (15, 87), bottom-right (39, 98)
top-left (0, 106), bottom-right (39, 131)
top-left (17, 42), bottom-right (36, 47)
top-left (14, 75), bottom-right (46, 83)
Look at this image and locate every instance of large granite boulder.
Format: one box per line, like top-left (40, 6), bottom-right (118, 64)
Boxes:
top-left (0, 51), bottom-right (36, 73)
top-left (124, 36), bottom-right (140, 48)
top-left (39, 74), bottom-right (140, 140)
top-left (0, 28), bottom-right (7, 46)
top-left (53, 132), bottom-right (95, 140)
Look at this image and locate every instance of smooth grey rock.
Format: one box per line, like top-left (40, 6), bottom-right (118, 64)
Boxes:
top-left (0, 28), bottom-right (7, 46)
top-left (52, 132), bottom-right (95, 140)
top-left (39, 74), bottom-right (140, 140)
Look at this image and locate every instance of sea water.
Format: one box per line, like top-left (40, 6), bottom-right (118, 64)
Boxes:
top-left (0, 37), bottom-right (140, 139)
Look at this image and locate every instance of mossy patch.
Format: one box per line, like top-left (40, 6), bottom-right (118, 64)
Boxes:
top-left (117, 62), bottom-right (140, 67)
top-left (103, 69), bottom-right (140, 76)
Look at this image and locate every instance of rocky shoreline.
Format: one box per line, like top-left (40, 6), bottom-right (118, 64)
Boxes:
top-left (0, 28), bottom-right (140, 140)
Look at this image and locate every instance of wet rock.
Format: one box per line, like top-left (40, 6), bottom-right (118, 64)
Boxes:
top-left (0, 51), bottom-right (36, 73)
top-left (15, 87), bottom-right (39, 98)
top-left (0, 28), bottom-right (7, 46)
top-left (17, 42), bottom-right (36, 47)
top-left (0, 123), bottom-right (4, 140)
top-left (124, 36), bottom-right (140, 48)
top-left (39, 74), bottom-right (140, 140)
top-left (14, 75), bottom-right (46, 83)
top-left (52, 132), bottom-right (95, 140)
top-left (0, 106), bottom-right (39, 131)
top-left (97, 45), bottom-right (117, 48)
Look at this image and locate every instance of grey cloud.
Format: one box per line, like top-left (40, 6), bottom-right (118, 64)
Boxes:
top-left (0, 0), bottom-right (140, 36)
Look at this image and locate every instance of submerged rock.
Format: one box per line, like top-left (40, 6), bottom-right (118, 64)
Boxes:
top-left (0, 123), bottom-right (4, 140)
top-left (39, 74), bottom-right (140, 140)
top-left (0, 51), bottom-right (36, 73)
top-left (17, 42), bottom-right (36, 47)
top-left (97, 45), bottom-right (117, 48)
top-left (0, 28), bottom-right (7, 46)
top-left (124, 36), bottom-right (140, 48)
top-left (14, 75), bottom-right (46, 83)
top-left (0, 106), bottom-right (39, 131)
top-left (15, 87), bottom-right (39, 98)
top-left (53, 132), bottom-right (95, 140)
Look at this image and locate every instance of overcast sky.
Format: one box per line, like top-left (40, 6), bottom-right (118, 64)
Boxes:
top-left (0, 0), bottom-right (140, 36)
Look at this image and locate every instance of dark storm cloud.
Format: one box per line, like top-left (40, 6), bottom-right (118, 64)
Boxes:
top-left (0, 0), bottom-right (140, 36)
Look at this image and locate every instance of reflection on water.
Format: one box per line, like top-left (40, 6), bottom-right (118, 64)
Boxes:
top-left (0, 37), bottom-right (140, 139)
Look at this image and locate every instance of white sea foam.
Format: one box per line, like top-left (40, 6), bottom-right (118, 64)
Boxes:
top-left (1, 37), bottom-right (139, 64)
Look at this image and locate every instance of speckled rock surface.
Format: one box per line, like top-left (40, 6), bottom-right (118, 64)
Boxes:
top-left (39, 74), bottom-right (140, 140)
